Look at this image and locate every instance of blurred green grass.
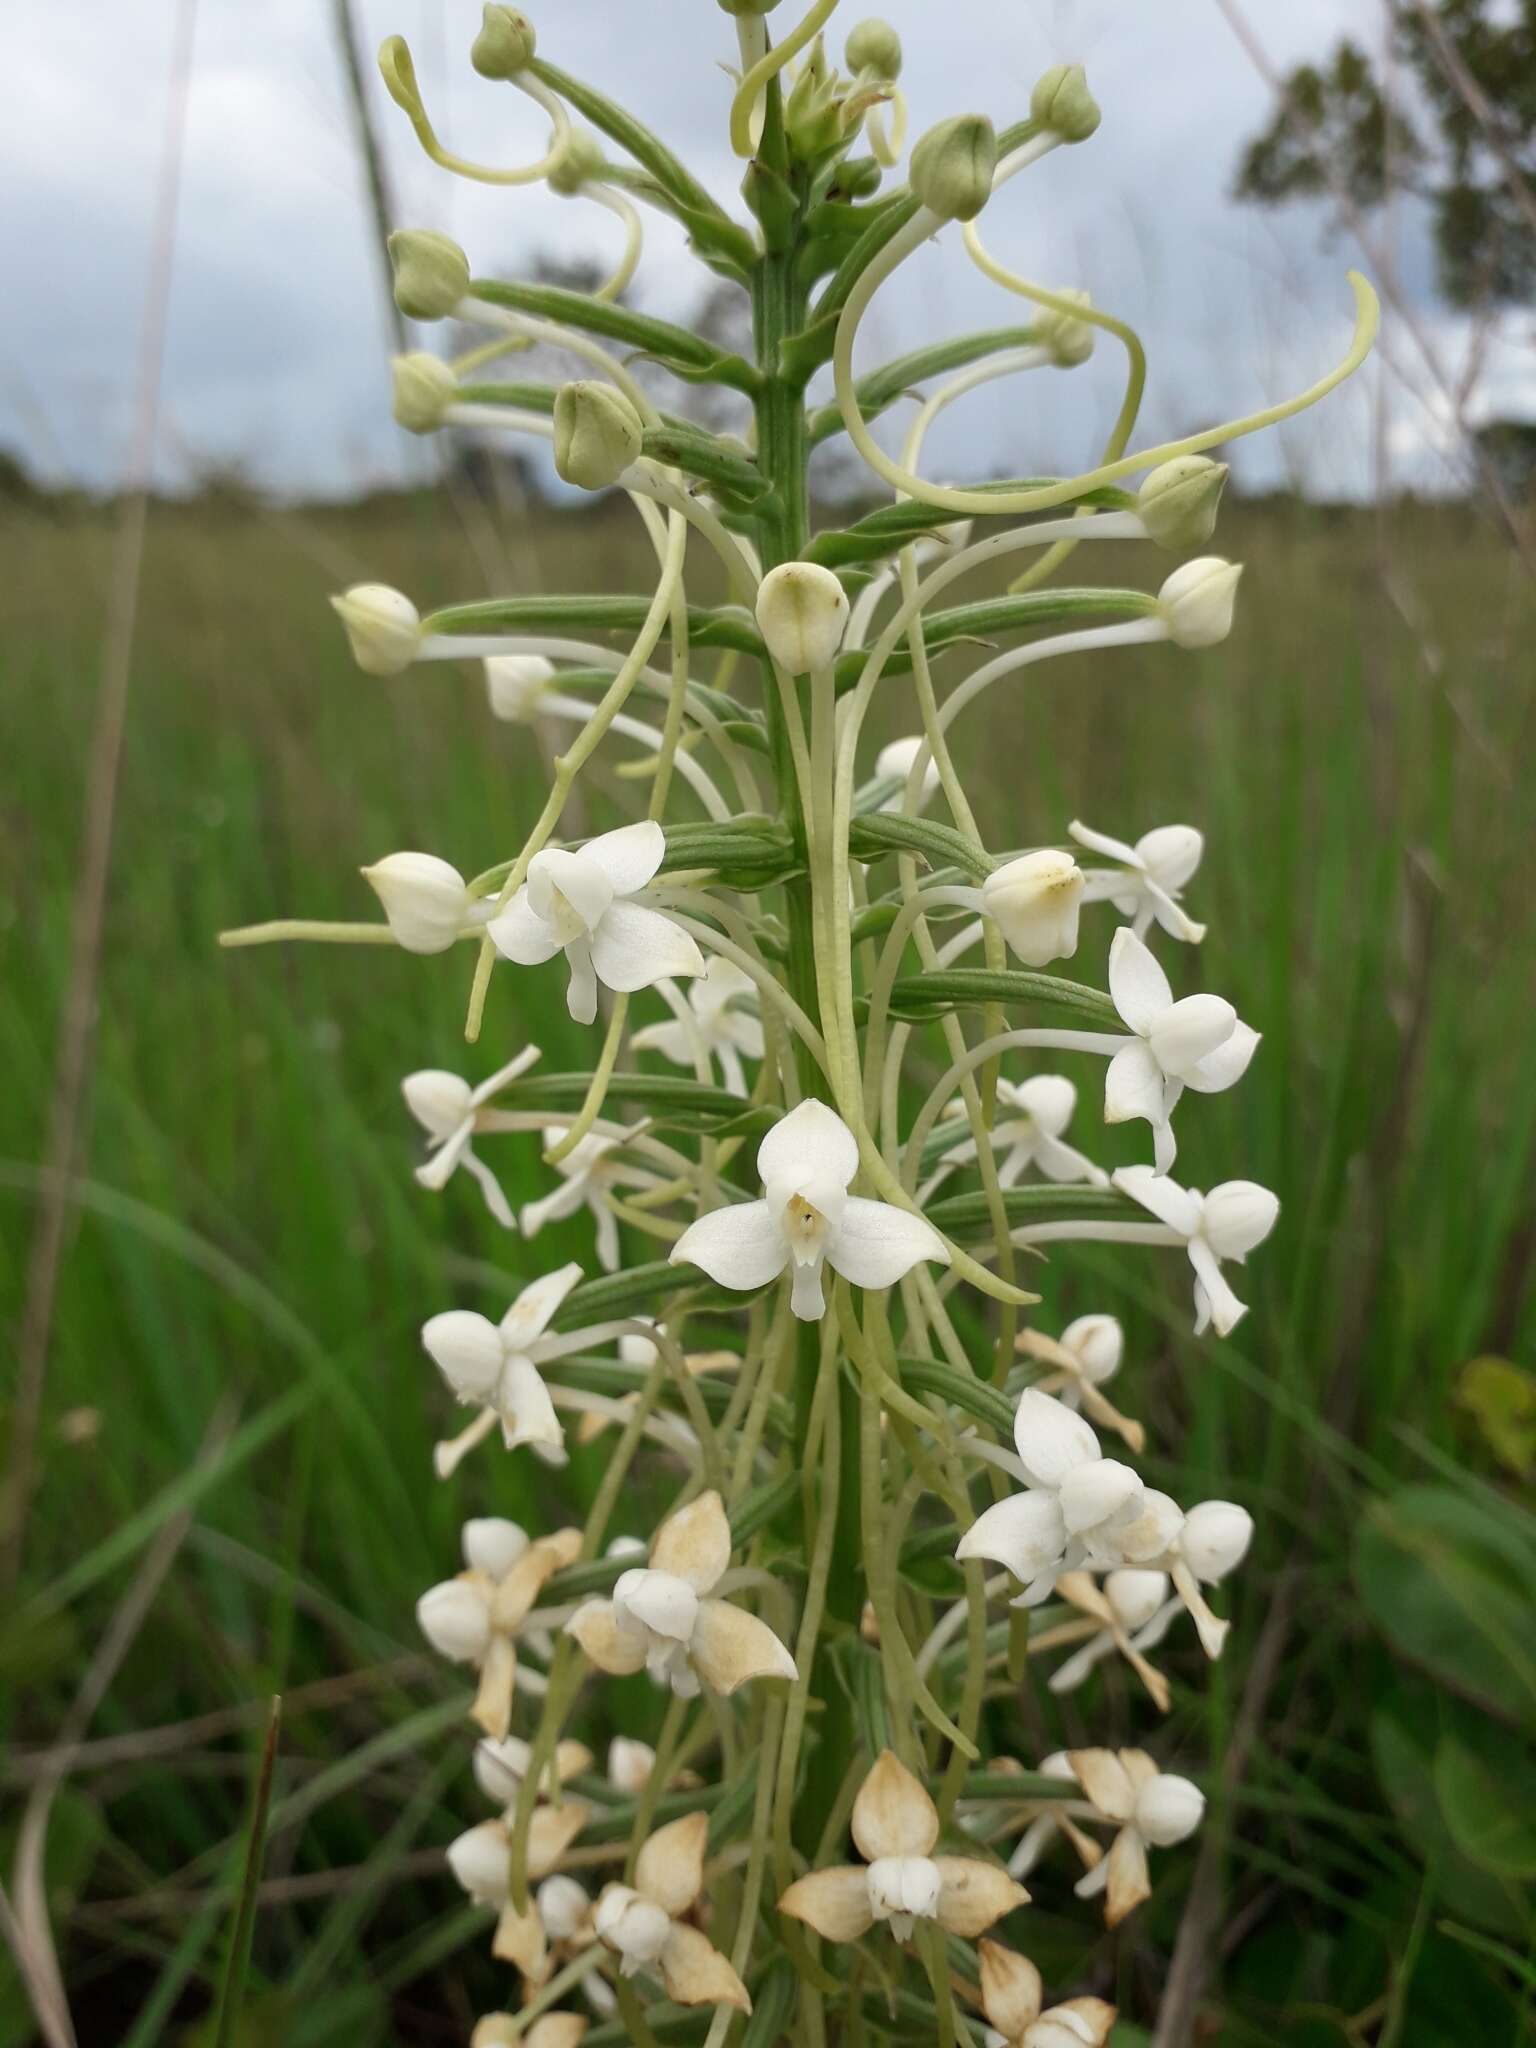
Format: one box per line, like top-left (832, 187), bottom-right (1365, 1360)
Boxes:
top-left (2, 486), bottom-right (1534, 2044)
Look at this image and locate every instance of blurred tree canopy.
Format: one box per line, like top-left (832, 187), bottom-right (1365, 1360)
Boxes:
top-left (1235, 1), bottom-right (1536, 308)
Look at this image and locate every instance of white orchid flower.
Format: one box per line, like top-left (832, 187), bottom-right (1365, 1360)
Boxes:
top-left (520, 1129), bottom-right (650, 1274)
top-left (421, 1262), bottom-right (586, 1476)
top-left (487, 820), bottom-right (705, 1026)
top-left (1046, 1568), bottom-right (1174, 1711)
top-left (778, 1750), bottom-right (1027, 1947)
top-left (1014, 1313), bottom-right (1142, 1452)
top-left (935, 1076), bottom-right (1109, 1195)
top-left (402, 1046), bottom-right (541, 1226)
top-left (567, 1490), bottom-right (796, 1699)
top-left (977, 1939), bottom-right (1116, 2048)
top-left (1113, 1165), bottom-right (1279, 1337)
top-left (670, 1098), bottom-right (949, 1321)
top-left (1104, 928), bottom-right (1259, 1173)
top-left (630, 957), bottom-right (763, 1094)
top-left (1064, 1748), bottom-right (1205, 1927)
top-left (417, 1517), bottom-right (581, 1741)
top-left (594, 1811), bottom-right (752, 2011)
top-left (1128, 1498), bottom-right (1255, 1661)
top-left (957, 1390), bottom-right (1147, 1605)
top-left (1069, 819), bottom-right (1206, 943)
top-left (875, 735), bottom-right (941, 813)
top-left (486, 1855), bottom-right (600, 1995)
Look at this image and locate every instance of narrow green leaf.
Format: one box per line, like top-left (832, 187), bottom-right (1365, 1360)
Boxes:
top-left (214, 1697), bottom-right (283, 2048)
top-left (470, 279), bottom-right (759, 393)
top-left (495, 1068), bottom-right (776, 1138)
top-left (806, 482), bottom-right (1136, 564)
top-left (420, 593), bottom-right (763, 656)
top-left (848, 812), bottom-right (994, 880)
top-left (898, 1356), bottom-right (1016, 1434)
top-left (883, 966), bottom-right (1120, 1028)
top-left (927, 1185), bottom-right (1137, 1239)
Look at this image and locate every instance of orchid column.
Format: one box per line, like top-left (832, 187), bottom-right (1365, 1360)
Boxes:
top-left (224, 4), bottom-right (1375, 2039)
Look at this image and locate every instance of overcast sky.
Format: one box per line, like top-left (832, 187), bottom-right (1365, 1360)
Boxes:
top-left (7, 0), bottom-right (1524, 501)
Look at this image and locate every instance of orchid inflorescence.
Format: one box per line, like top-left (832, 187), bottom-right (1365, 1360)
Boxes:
top-left (224, 2), bottom-right (1374, 2036)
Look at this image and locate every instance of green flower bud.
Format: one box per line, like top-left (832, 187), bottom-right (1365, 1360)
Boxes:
top-left (387, 229), bottom-right (470, 321)
top-left (755, 561), bottom-right (849, 674)
top-left (547, 124), bottom-right (607, 197)
top-left (909, 114), bottom-right (997, 224)
top-left (553, 381), bottom-right (644, 490)
top-left (846, 19), bottom-right (902, 79)
top-left (1137, 457), bottom-right (1229, 553)
top-left (470, 5), bottom-right (536, 79)
top-left (1159, 557), bottom-right (1243, 649)
top-left (784, 36), bottom-right (846, 160)
top-left (391, 352), bottom-right (458, 434)
top-left (1030, 63), bottom-right (1101, 143)
top-left (1036, 289), bottom-right (1095, 368)
top-left (837, 154), bottom-right (883, 201)
top-left (716, 0), bottom-right (783, 13)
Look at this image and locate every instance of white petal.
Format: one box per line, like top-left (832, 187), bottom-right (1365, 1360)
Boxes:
top-left (777, 1864), bottom-right (876, 1943)
top-left (931, 1856), bottom-right (1029, 1938)
top-left (564, 939), bottom-right (598, 1025)
top-left (1200, 1180), bottom-right (1280, 1259)
top-left (501, 1261), bottom-right (584, 1348)
top-left (1103, 1043), bottom-right (1166, 1128)
top-left (1184, 1020), bottom-right (1260, 1094)
top-left (487, 889), bottom-right (562, 966)
top-left (590, 902), bottom-right (706, 993)
top-left (1013, 1073), bottom-right (1076, 1136)
top-left (1146, 880), bottom-right (1207, 945)
top-left (615, 1567), bottom-right (699, 1644)
top-left (650, 1490), bottom-right (731, 1592)
top-left (690, 1599), bottom-right (798, 1692)
top-left (422, 1310), bottom-right (504, 1400)
top-left (1066, 1748), bottom-right (1137, 1822)
top-left (402, 1069), bottom-right (472, 1138)
top-left (852, 1750), bottom-right (940, 1861)
top-left (1179, 1501), bottom-right (1253, 1582)
top-left (757, 1098), bottom-right (859, 1195)
top-left (1069, 819), bottom-right (1139, 867)
top-left (520, 1178), bottom-right (589, 1239)
top-left (629, 1018), bottom-right (695, 1066)
top-left (956, 1490), bottom-right (1068, 1580)
top-left (1187, 1238), bottom-right (1248, 1337)
top-left (827, 1197), bottom-right (950, 1290)
top-left (462, 1151), bottom-right (516, 1228)
top-left (1061, 1314), bottom-right (1124, 1382)
top-left (789, 1255), bottom-right (827, 1320)
top-left (1012, 1387), bottom-right (1100, 1485)
top-left (1031, 1134), bottom-right (1108, 1187)
top-left (528, 847), bottom-right (613, 934)
top-left (1147, 993), bottom-right (1235, 1080)
top-left (1107, 927), bottom-right (1172, 1035)
top-left (417, 1579), bottom-right (492, 1662)
top-left (1137, 823), bottom-right (1202, 890)
top-left (463, 1516), bottom-right (530, 1578)
top-left (497, 1355), bottom-right (565, 1452)
top-left (1057, 1458), bottom-right (1143, 1535)
top-left (1133, 1772), bottom-right (1204, 1846)
top-left (581, 818), bottom-right (667, 895)
top-left (1112, 1165), bottom-right (1201, 1237)
top-left (671, 1201), bottom-right (787, 1291)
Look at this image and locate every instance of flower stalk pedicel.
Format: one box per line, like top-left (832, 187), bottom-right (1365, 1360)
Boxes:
top-left (225, 6), bottom-right (1374, 2034)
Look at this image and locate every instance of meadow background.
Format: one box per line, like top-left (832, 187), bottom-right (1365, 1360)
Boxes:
top-left (3, 480), bottom-right (1534, 2045)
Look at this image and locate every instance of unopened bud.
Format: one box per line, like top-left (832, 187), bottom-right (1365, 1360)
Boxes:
top-left (910, 113), bottom-right (997, 223)
top-left (391, 352), bottom-right (457, 434)
top-left (331, 583), bottom-right (421, 675)
top-left (553, 381), bottom-right (644, 490)
top-left (387, 228), bottom-right (471, 321)
top-left (846, 18), bottom-right (902, 78)
top-left (784, 37), bottom-right (844, 158)
top-left (608, 1737), bottom-right (656, 1796)
top-left (485, 653), bottom-right (555, 722)
top-left (982, 850), bottom-right (1084, 966)
top-left (838, 154), bottom-right (884, 200)
top-left (717, 0), bottom-right (783, 13)
top-left (755, 561), bottom-right (850, 673)
top-left (1035, 290), bottom-right (1095, 368)
top-left (537, 1874), bottom-right (591, 1940)
top-left (471, 5), bottom-right (536, 79)
top-left (364, 853), bottom-right (471, 954)
top-left (1061, 1313), bottom-right (1124, 1384)
top-left (547, 124), bottom-right (608, 196)
top-left (1159, 557), bottom-right (1243, 649)
top-left (1105, 1568), bottom-right (1169, 1631)
top-left (1137, 456), bottom-right (1229, 552)
top-left (1031, 63), bottom-right (1101, 143)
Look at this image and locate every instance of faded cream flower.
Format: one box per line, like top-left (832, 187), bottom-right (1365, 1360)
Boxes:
top-left (566, 1489), bottom-right (796, 1698)
top-left (976, 1940), bottom-right (1115, 2048)
top-left (448, 1803), bottom-right (594, 1961)
top-left (473, 2013), bottom-right (588, 2048)
top-left (416, 1517), bottom-right (580, 1741)
top-left (1034, 1749), bottom-right (1204, 1928)
top-left (474, 1733), bottom-right (593, 1808)
top-left (594, 1811), bottom-right (751, 2011)
top-left (1045, 1569), bottom-right (1172, 1712)
top-left (1015, 1313), bottom-right (1142, 1453)
top-left (778, 1750), bottom-right (1027, 1946)
top-left (489, 1865), bottom-right (599, 1997)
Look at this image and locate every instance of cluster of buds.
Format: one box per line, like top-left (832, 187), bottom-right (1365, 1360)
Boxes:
top-left (223, 1), bottom-right (1376, 2036)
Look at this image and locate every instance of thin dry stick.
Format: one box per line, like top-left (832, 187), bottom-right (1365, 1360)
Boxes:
top-left (1214, 0), bottom-right (1536, 572)
top-left (2, 0), bottom-right (200, 1591)
top-left (331, 0), bottom-right (406, 354)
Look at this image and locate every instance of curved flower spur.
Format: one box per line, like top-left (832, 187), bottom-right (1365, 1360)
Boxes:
top-left (217, 1), bottom-right (1377, 2034)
